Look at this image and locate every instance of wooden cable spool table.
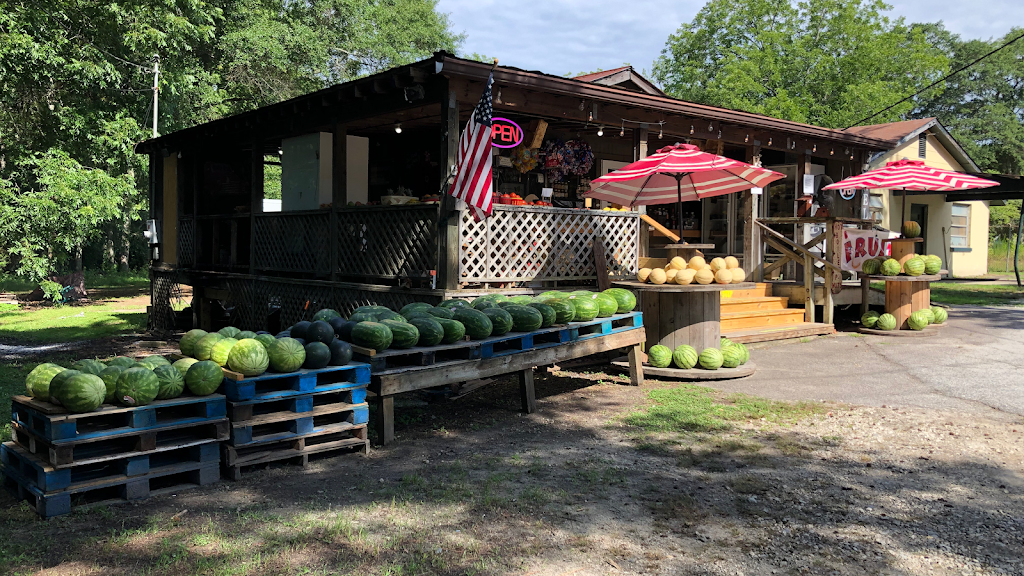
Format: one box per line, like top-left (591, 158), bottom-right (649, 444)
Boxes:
top-left (864, 237), bottom-right (943, 333)
top-left (612, 280), bottom-right (757, 379)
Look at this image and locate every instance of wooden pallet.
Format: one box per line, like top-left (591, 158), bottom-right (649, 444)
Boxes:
top-left (2, 448), bottom-right (219, 519)
top-left (352, 340), bottom-right (480, 372)
top-left (221, 424), bottom-right (368, 481)
top-left (11, 418), bottom-right (229, 468)
top-left (227, 385), bottom-right (368, 422)
top-left (571, 312), bottom-right (644, 341)
top-left (11, 394), bottom-right (227, 442)
top-left (223, 364), bottom-right (371, 402)
top-left (1, 440), bottom-right (218, 492)
top-left (229, 403), bottom-right (369, 446)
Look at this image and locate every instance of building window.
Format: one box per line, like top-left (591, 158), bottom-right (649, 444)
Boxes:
top-left (950, 204), bottom-right (970, 247)
top-left (918, 134), bottom-right (927, 158)
top-left (869, 193), bottom-right (884, 223)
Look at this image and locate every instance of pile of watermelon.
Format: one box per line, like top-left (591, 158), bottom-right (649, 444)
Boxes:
top-left (23, 351), bottom-right (225, 414)
top-left (645, 337), bottom-right (750, 370)
top-left (864, 254), bottom-right (943, 277)
top-left (861, 305), bottom-right (947, 331)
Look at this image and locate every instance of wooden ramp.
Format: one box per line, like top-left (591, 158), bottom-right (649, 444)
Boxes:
top-left (723, 322), bottom-right (835, 344)
top-left (720, 283), bottom-right (834, 343)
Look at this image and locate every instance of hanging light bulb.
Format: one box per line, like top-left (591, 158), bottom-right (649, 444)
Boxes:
top-left (658, 126), bottom-right (664, 139)
top-left (718, 129), bottom-right (722, 139)
top-left (620, 125), bottom-right (625, 137)
top-left (690, 125), bottom-right (695, 135)
top-left (744, 134), bottom-right (749, 143)
top-left (767, 137), bottom-right (773, 147)
top-left (394, 124), bottom-right (403, 134)
top-left (277, 148), bottom-right (283, 156)
top-left (708, 122), bottom-right (714, 132)
top-left (588, 111), bottom-right (593, 122)
top-left (830, 147), bottom-right (835, 156)
top-left (850, 150), bottom-right (855, 160)
top-left (597, 126), bottom-right (604, 137)
top-left (812, 144), bottom-right (817, 153)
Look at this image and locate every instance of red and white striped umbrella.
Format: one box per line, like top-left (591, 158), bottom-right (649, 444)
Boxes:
top-left (586, 143), bottom-right (785, 206)
top-left (821, 158), bottom-right (997, 191)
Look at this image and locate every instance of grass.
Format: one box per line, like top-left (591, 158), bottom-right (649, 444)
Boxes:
top-left (0, 298), bottom-right (147, 343)
top-left (0, 362), bottom-right (31, 442)
top-left (870, 280), bottom-right (1024, 306)
top-left (0, 269), bottom-right (149, 294)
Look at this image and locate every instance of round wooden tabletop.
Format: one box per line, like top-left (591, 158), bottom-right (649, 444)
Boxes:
top-left (663, 243), bottom-right (717, 249)
top-left (613, 281), bottom-right (757, 292)
top-left (883, 237), bottom-right (923, 243)
top-left (866, 274), bottom-right (942, 282)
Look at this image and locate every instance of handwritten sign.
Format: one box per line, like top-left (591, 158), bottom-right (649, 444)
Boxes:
top-left (491, 117), bottom-right (523, 149)
top-left (841, 229), bottom-right (899, 271)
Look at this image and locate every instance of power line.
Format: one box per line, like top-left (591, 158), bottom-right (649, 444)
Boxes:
top-left (844, 29), bottom-right (1024, 129)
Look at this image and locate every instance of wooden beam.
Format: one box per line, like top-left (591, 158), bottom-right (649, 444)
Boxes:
top-left (640, 214), bottom-right (680, 242)
top-left (436, 87), bottom-right (460, 291)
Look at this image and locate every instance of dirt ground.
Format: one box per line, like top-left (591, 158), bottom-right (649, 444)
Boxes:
top-left (2, 360), bottom-right (1022, 576)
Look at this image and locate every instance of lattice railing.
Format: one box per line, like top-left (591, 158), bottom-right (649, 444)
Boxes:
top-left (336, 205), bottom-right (439, 280)
top-left (252, 211), bottom-right (331, 274)
top-left (150, 268), bottom-right (189, 331)
top-left (177, 218), bottom-right (195, 267)
top-left (459, 206), bottom-right (640, 284)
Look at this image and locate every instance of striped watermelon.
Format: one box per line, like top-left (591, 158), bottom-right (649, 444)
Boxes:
top-left (409, 316), bottom-right (445, 347)
top-left (672, 345), bottom-right (698, 369)
top-left (931, 306), bottom-right (947, 324)
top-left (116, 367), bottom-right (160, 406)
top-left (594, 293), bottom-right (619, 318)
top-left (185, 360), bottom-right (223, 395)
top-left (194, 333), bottom-right (225, 361)
top-left (698, 348), bottom-right (724, 370)
top-left (268, 338), bottom-right (306, 372)
top-left (172, 357), bottom-right (199, 378)
top-left (218, 326), bottom-right (241, 339)
top-left (542, 298), bottom-right (576, 324)
top-left (210, 338), bottom-right (239, 367)
top-left (153, 365), bottom-right (185, 400)
top-left (48, 370), bottom-right (83, 406)
top-left (25, 363), bottom-right (66, 402)
top-left (99, 366), bottom-right (123, 403)
top-left (435, 318), bottom-right (467, 344)
top-left (528, 302), bottom-right (556, 327)
top-left (721, 346), bottom-right (743, 368)
top-left (602, 288), bottom-right (637, 313)
top-left (227, 339), bottom-right (270, 376)
top-left (504, 305), bottom-right (543, 332)
top-left (61, 374), bottom-right (107, 412)
top-left (179, 329), bottom-right (208, 357)
top-left (647, 345), bottom-right (673, 368)
top-left (71, 359), bottom-right (105, 376)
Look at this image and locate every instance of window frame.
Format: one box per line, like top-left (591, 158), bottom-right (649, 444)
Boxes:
top-left (950, 203), bottom-right (970, 247)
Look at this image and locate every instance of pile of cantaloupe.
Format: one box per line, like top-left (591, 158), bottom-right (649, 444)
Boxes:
top-left (636, 255), bottom-right (746, 285)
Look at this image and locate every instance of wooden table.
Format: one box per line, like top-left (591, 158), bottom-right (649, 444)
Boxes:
top-left (614, 281), bottom-right (755, 353)
top-left (370, 325), bottom-right (646, 445)
top-left (664, 243), bottom-right (716, 262)
top-left (867, 274), bottom-right (941, 330)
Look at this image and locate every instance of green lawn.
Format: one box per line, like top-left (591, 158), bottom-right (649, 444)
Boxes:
top-left (0, 269), bottom-right (149, 294)
top-left (871, 280), bottom-right (1024, 306)
top-left (0, 298), bottom-right (147, 343)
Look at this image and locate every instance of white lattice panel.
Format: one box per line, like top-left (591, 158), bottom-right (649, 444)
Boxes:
top-left (459, 206), bottom-right (639, 283)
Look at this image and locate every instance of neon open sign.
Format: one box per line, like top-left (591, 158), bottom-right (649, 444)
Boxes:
top-left (491, 117), bottom-right (523, 148)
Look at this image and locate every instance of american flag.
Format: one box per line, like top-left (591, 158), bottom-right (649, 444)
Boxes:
top-left (449, 73), bottom-right (494, 220)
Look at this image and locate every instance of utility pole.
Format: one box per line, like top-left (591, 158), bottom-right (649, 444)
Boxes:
top-left (152, 55), bottom-right (160, 138)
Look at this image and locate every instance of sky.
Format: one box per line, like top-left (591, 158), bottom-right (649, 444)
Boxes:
top-left (436, 0), bottom-right (1023, 78)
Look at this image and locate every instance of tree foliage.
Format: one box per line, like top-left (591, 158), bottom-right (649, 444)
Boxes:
top-left (652, 0), bottom-right (948, 128)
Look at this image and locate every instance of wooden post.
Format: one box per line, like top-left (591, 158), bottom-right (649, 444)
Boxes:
top-left (743, 145), bottom-right (762, 278)
top-left (860, 276), bottom-right (870, 316)
top-left (803, 252), bottom-right (815, 323)
top-left (627, 345), bottom-right (644, 386)
top-left (594, 235), bottom-right (610, 291)
top-left (822, 219), bottom-right (836, 325)
top-left (331, 124), bottom-right (347, 281)
top-left (518, 369), bottom-right (536, 413)
top-left (375, 395), bottom-right (395, 445)
top-left (250, 140), bottom-right (263, 275)
top-left (436, 88), bottom-right (460, 291)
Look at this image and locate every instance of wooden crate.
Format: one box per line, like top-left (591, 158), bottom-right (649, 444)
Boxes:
top-left (221, 424), bottom-right (368, 481)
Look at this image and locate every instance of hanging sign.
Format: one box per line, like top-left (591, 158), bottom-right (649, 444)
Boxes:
top-left (839, 188), bottom-right (857, 200)
top-left (491, 117), bottom-right (524, 148)
top-left (841, 229), bottom-right (899, 271)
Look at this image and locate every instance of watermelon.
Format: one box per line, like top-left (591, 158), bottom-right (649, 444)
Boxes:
top-left (924, 255), bottom-right (942, 275)
top-left (482, 307), bottom-right (513, 336)
top-left (349, 312), bottom-right (380, 323)
top-left (931, 306), bottom-right (948, 324)
top-left (336, 320), bottom-right (359, 342)
top-left (918, 307), bottom-right (935, 324)
top-left (116, 367), bottom-right (160, 406)
top-left (904, 256), bottom-right (926, 276)
top-left (353, 305), bottom-right (391, 315)
top-left (303, 342), bottom-right (331, 369)
top-left (570, 290), bottom-right (594, 297)
top-left (425, 307), bottom-right (454, 320)
top-left (153, 365), bottom-right (185, 400)
top-left (509, 295), bottom-right (534, 305)
top-left (185, 361), bottom-right (223, 395)
top-left (327, 316), bottom-right (348, 335)
top-left (377, 310), bottom-right (405, 323)
top-left (306, 320), bottom-right (336, 344)
top-left (472, 299), bottom-right (498, 311)
top-left (275, 330), bottom-right (291, 338)
top-left (672, 345), bottom-right (698, 369)
top-left (436, 318), bottom-right (467, 344)
top-left (290, 321), bottom-right (312, 339)
top-left (254, 333), bottom-right (277, 351)
top-left (99, 365), bottom-right (123, 403)
top-left (400, 302), bottom-right (434, 318)
top-left (875, 313), bottom-right (898, 330)
top-left (409, 317), bottom-right (445, 347)
top-left (908, 310), bottom-right (930, 330)
top-left (351, 322), bottom-right (394, 350)
top-left (438, 299), bottom-right (470, 310)
top-left (107, 356), bottom-right (136, 368)
top-left (698, 348), bottom-right (724, 370)
top-left (720, 337), bottom-right (734, 348)
top-left (567, 295), bottom-right (599, 322)
top-left (902, 220), bottom-right (922, 238)
top-left (647, 345), bottom-right (672, 368)
top-left (138, 355), bottom-right (170, 370)
top-left (537, 290), bottom-right (568, 300)
top-left (292, 338), bottom-right (307, 346)
top-left (48, 370), bottom-right (83, 406)
top-left (61, 374), bottom-right (107, 413)
top-left (861, 258), bottom-right (881, 276)
top-left (404, 311), bottom-right (435, 321)
top-left (382, 319), bottom-right (419, 349)
top-left (227, 339), bottom-right (270, 376)
top-left (25, 363), bottom-right (65, 402)
top-left (505, 305), bottom-right (544, 332)
top-left (194, 333), bottom-right (225, 361)
top-left (542, 298), bottom-right (576, 324)
top-left (71, 359), bottom-right (106, 376)
top-left (328, 339), bottom-right (353, 366)
top-left (721, 346), bottom-right (743, 369)
top-left (237, 330), bottom-right (257, 340)
top-left (218, 326), bottom-right (241, 339)
top-left (592, 293), bottom-right (617, 318)
top-left (528, 302), bottom-right (556, 327)
top-left (496, 301), bottom-right (518, 310)
top-left (453, 308), bottom-right (493, 340)
top-left (603, 288), bottom-right (637, 313)
top-left (312, 308), bottom-right (342, 322)
top-left (861, 311), bottom-right (881, 328)
top-left (880, 259), bottom-right (901, 277)
top-left (179, 329), bottom-right (208, 356)
top-left (268, 338), bottom-right (306, 372)
top-left (172, 357), bottom-right (199, 378)
top-left (210, 337), bottom-right (238, 367)
top-left (736, 343), bottom-right (750, 364)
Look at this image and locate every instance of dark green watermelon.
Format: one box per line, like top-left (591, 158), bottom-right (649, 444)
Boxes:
top-left (107, 356), bottom-right (137, 368)
top-left (453, 307), bottom-right (493, 340)
top-left (542, 298), bottom-right (576, 324)
top-left (482, 307), bottom-right (513, 336)
top-left (349, 311), bottom-right (379, 323)
top-left (504, 305), bottom-right (544, 332)
top-left (377, 310), bottom-right (406, 323)
top-left (408, 316), bottom-right (444, 347)
top-left (218, 326), bottom-right (241, 339)
top-left (425, 307), bottom-right (454, 320)
top-left (303, 342), bottom-right (331, 369)
top-left (400, 302), bottom-right (434, 318)
top-left (381, 319), bottom-right (419, 349)
top-left (116, 367), bottom-right (160, 406)
top-left (327, 316), bottom-right (347, 335)
top-left (351, 322), bottom-right (393, 351)
top-left (328, 339), bottom-right (353, 366)
top-left (48, 369), bottom-right (83, 406)
top-left (353, 305), bottom-right (391, 315)
top-left (336, 320), bottom-right (359, 342)
top-left (435, 318), bottom-right (466, 344)
top-left (290, 321), bottom-right (312, 340)
top-left (438, 299), bottom-right (470, 310)
top-left (307, 320), bottom-right (335, 344)
top-left (528, 302), bottom-right (556, 328)
top-left (312, 308), bottom-right (342, 322)
top-left (185, 360), bottom-right (223, 395)
top-left (71, 359), bottom-right (106, 376)
top-left (472, 299), bottom-right (498, 310)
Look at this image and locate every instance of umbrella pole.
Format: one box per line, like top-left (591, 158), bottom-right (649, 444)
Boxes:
top-left (900, 189), bottom-right (907, 232)
top-left (675, 175), bottom-right (686, 245)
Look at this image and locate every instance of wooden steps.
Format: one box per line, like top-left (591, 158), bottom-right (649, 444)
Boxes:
top-left (720, 308), bottom-right (806, 332)
top-left (720, 297), bottom-right (789, 313)
top-left (723, 322), bottom-right (836, 344)
top-left (722, 284), bottom-right (769, 299)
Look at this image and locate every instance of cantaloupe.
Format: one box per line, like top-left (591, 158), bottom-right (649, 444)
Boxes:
top-left (675, 269), bottom-right (696, 285)
top-left (637, 268), bottom-right (652, 282)
top-left (724, 256), bottom-right (740, 269)
top-left (665, 268), bottom-right (679, 282)
top-left (669, 257), bottom-right (687, 270)
top-left (649, 268), bottom-right (668, 284)
top-left (694, 268), bottom-right (714, 285)
top-left (714, 269), bottom-right (732, 284)
top-left (730, 268), bottom-right (746, 283)
top-left (688, 256), bottom-right (706, 270)
top-left (710, 257), bottom-right (727, 271)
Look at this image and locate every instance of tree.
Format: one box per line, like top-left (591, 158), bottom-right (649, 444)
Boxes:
top-left (652, 0), bottom-right (948, 128)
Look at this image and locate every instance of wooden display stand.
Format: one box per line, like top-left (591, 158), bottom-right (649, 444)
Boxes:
top-left (615, 280), bottom-right (756, 380)
top-left (868, 237), bottom-right (942, 332)
top-left (664, 243), bottom-right (716, 262)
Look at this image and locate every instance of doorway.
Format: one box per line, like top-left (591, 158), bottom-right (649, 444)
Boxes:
top-left (909, 204), bottom-right (928, 254)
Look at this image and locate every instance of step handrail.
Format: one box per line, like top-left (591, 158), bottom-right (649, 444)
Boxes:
top-left (755, 220), bottom-right (842, 273)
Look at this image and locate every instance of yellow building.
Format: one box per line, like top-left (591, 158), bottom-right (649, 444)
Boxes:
top-left (847, 118), bottom-right (991, 277)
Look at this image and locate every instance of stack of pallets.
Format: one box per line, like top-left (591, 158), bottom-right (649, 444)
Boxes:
top-left (2, 394), bottom-right (228, 518)
top-left (220, 363), bottom-right (371, 480)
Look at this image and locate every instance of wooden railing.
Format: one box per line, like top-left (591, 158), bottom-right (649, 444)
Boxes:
top-left (754, 220), bottom-right (844, 324)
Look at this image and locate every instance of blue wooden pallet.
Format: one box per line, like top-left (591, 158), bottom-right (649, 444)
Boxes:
top-left (11, 394), bottom-right (227, 443)
top-left (1, 441), bottom-right (218, 493)
top-left (229, 403), bottom-right (369, 446)
top-left (477, 331), bottom-right (536, 359)
top-left (11, 418), bottom-right (229, 468)
top-left (2, 449), bottom-right (219, 519)
top-left (223, 364), bottom-right (371, 402)
top-left (354, 340), bottom-right (481, 373)
top-left (227, 385), bottom-right (368, 422)
top-left (222, 423), bottom-right (368, 481)
top-left (570, 312), bottom-right (643, 341)
top-left (526, 325), bottom-right (576, 350)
